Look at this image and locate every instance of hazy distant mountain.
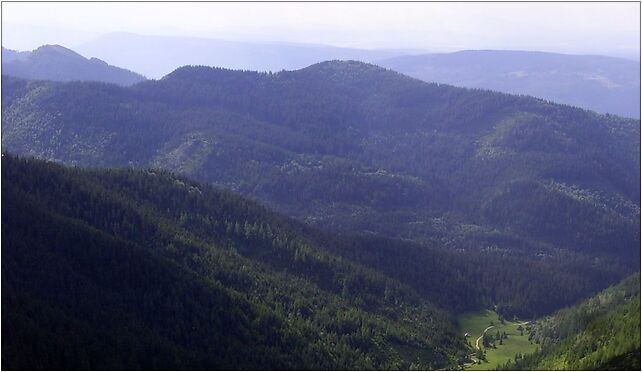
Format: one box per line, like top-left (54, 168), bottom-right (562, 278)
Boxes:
top-left (75, 32), bottom-right (415, 78)
top-left (378, 50), bottom-right (640, 118)
top-left (2, 48), bottom-right (30, 63)
top-left (2, 45), bottom-right (146, 86)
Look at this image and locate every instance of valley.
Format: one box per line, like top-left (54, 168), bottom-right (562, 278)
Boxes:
top-left (459, 310), bottom-right (538, 370)
top-left (2, 154), bottom-right (638, 370)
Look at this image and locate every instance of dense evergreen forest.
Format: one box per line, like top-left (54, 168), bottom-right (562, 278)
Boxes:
top-left (2, 155), bottom-right (465, 369)
top-left (1, 60), bottom-right (640, 370)
top-left (2, 156), bottom-right (637, 369)
top-left (2, 61), bottom-right (639, 276)
top-left (500, 274), bottom-right (640, 370)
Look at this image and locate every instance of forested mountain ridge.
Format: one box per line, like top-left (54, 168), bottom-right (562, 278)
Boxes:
top-left (2, 155), bottom-right (634, 369)
top-left (2, 61), bottom-right (639, 275)
top-left (378, 50), bottom-right (641, 118)
top-left (1, 45), bottom-right (146, 86)
top-left (1, 155), bottom-right (466, 370)
top-left (502, 273), bottom-right (641, 370)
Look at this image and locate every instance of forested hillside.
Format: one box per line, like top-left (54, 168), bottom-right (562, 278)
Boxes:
top-left (1, 155), bottom-right (466, 370)
top-left (3, 61), bottom-right (638, 271)
top-left (501, 274), bottom-right (641, 370)
top-left (2, 156), bottom-right (634, 369)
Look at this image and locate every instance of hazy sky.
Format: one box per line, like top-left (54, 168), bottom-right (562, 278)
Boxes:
top-left (2, 2), bottom-right (640, 58)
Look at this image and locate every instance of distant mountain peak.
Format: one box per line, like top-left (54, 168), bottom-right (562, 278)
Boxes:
top-left (2, 47), bottom-right (30, 63)
top-left (30, 44), bottom-right (88, 61)
top-left (89, 57), bottom-right (109, 66)
top-left (304, 59), bottom-right (382, 72)
top-left (2, 44), bottom-right (146, 86)
top-left (161, 64), bottom-right (258, 82)
top-left (158, 59), bottom-right (396, 86)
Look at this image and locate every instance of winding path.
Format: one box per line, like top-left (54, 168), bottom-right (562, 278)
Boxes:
top-left (475, 325), bottom-right (495, 350)
top-left (466, 321), bottom-right (533, 367)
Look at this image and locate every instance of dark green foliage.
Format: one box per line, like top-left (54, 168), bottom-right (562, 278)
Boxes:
top-left (312, 233), bottom-right (625, 319)
top-left (2, 155), bottom-right (469, 370)
top-left (2, 155), bottom-right (635, 371)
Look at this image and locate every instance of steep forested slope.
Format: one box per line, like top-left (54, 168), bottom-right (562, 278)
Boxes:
top-left (502, 274), bottom-right (641, 370)
top-left (2, 61), bottom-right (639, 276)
top-left (3, 155), bottom-right (633, 369)
top-left (378, 50), bottom-right (641, 118)
top-left (2, 155), bottom-right (467, 370)
top-left (1, 45), bottom-right (146, 86)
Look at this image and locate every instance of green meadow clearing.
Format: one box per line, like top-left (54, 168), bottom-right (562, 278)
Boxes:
top-left (458, 309), bottom-right (539, 370)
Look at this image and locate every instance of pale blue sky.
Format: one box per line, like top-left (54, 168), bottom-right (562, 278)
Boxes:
top-left (2, 2), bottom-right (640, 59)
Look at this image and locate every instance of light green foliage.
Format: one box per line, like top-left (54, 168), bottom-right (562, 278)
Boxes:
top-left (501, 274), bottom-right (641, 370)
top-left (458, 310), bottom-right (537, 370)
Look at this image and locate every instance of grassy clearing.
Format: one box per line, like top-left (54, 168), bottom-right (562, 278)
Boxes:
top-left (458, 309), bottom-right (538, 370)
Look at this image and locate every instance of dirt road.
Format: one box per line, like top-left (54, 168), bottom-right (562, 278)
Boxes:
top-left (475, 325), bottom-right (495, 350)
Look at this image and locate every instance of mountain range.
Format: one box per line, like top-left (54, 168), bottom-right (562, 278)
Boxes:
top-left (378, 50), bottom-right (641, 118)
top-left (5, 38), bottom-right (638, 119)
top-left (1, 49), bottom-right (640, 370)
top-left (2, 45), bottom-right (146, 86)
top-left (3, 60), bottom-right (639, 297)
top-left (74, 32), bottom-right (411, 79)
top-left (72, 33), bottom-right (641, 118)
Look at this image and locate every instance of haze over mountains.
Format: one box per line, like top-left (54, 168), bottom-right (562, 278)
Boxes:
top-left (3, 32), bottom-right (638, 118)
top-left (1, 45), bottom-right (146, 86)
top-left (74, 32), bottom-right (412, 79)
top-left (379, 50), bottom-right (641, 118)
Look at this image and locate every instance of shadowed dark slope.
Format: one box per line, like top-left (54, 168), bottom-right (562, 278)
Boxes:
top-left (2, 155), bottom-right (471, 370)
